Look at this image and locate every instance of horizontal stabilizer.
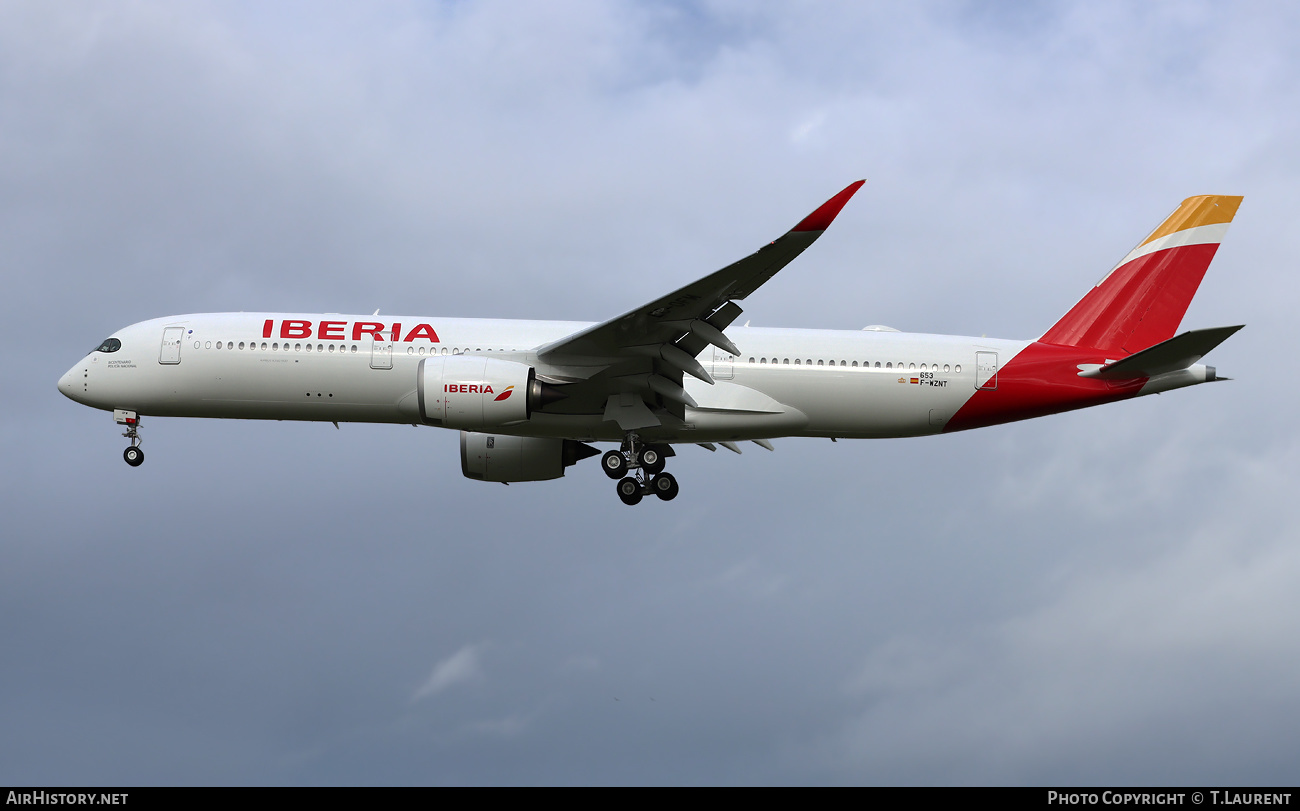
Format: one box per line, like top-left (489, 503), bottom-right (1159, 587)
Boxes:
top-left (1080, 325), bottom-right (1243, 379)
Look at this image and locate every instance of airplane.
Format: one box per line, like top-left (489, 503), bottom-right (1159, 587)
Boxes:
top-left (58, 182), bottom-right (1243, 504)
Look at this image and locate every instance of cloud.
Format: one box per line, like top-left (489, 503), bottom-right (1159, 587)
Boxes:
top-left (412, 643), bottom-right (488, 702)
top-left (825, 434), bottom-right (1300, 784)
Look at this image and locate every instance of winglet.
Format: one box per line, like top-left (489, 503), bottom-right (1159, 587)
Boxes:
top-left (791, 180), bottom-right (866, 232)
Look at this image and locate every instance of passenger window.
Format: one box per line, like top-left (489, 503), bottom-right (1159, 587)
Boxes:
top-left (909, 363), bottom-right (915, 370)
top-left (920, 363), bottom-right (926, 371)
top-left (329, 345), bottom-right (335, 353)
top-left (749, 357), bottom-right (755, 364)
top-left (782, 358), bottom-right (789, 365)
top-left (944, 364), bottom-right (950, 372)
top-left (886, 362), bottom-right (892, 369)
top-left (295, 343), bottom-right (301, 351)
top-left (794, 358), bottom-right (801, 365)
top-left (955, 365), bottom-right (962, 373)
top-left (817, 360), bottom-right (824, 366)
top-left (351, 345), bottom-right (357, 354)
top-left (851, 361), bottom-right (858, 367)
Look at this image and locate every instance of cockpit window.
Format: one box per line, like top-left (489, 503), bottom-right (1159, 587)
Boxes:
top-left (92, 338), bottom-right (121, 353)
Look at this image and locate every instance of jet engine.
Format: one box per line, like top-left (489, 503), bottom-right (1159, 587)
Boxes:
top-left (460, 432), bottom-right (599, 483)
top-left (419, 355), bottom-right (563, 430)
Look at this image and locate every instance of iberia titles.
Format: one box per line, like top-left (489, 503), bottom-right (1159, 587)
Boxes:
top-left (261, 319), bottom-right (440, 343)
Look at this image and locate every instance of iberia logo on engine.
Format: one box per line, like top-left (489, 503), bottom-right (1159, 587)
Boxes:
top-left (445, 384), bottom-right (495, 394)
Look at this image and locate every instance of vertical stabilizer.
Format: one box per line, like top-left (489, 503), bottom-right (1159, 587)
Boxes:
top-left (1040, 195), bottom-right (1242, 354)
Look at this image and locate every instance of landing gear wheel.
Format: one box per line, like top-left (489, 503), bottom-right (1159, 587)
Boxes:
top-left (651, 472), bottom-right (678, 501)
top-left (123, 446), bottom-right (144, 467)
top-left (616, 477), bottom-right (643, 505)
top-left (639, 447), bottom-right (666, 475)
top-left (602, 450), bottom-right (628, 479)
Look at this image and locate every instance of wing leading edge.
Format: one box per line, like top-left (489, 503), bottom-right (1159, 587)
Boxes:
top-left (535, 181), bottom-right (865, 429)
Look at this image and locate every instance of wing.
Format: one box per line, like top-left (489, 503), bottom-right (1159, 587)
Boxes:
top-left (535, 181), bottom-right (865, 430)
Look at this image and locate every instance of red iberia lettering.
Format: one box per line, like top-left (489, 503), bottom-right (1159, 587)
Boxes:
top-left (352, 322), bottom-right (385, 341)
top-left (281, 320), bottom-right (312, 339)
top-left (263, 319), bottom-right (273, 338)
top-left (318, 321), bottom-right (346, 340)
top-left (403, 323), bottom-right (440, 343)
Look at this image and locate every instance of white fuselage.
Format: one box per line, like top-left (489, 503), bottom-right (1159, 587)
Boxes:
top-left (58, 312), bottom-right (1032, 443)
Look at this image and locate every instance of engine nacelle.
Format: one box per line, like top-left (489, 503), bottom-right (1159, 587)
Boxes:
top-left (419, 355), bottom-right (548, 430)
top-left (460, 432), bottom-right (599, 483)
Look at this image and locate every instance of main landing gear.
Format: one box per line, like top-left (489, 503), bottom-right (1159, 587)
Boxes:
top-left (116, 410), bottom-right (144, 467)
top-left (602, 433), bottom-right (678, 505)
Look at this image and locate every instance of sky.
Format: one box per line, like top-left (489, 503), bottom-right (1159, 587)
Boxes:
top-left (3, 0), bottom-right (1299, 786)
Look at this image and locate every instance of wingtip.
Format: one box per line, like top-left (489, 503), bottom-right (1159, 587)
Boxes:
top-left (791, 179), bottom-right (866, 232)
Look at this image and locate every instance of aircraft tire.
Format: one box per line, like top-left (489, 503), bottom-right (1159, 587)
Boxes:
top-left (124, 446), bottom-right (144, 467)
top-left (639, 447), bottom-right (666, 475)
top-left (602, 450), bottom-right (628, 479)
top-left (616, 477), bottom-right (642, 505)
top-left (651, 472), bottom-right (678, 501)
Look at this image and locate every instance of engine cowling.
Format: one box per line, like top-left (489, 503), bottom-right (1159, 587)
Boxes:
top-left (460, 432), bottom-right (599, 483)
top-left (419, 355), bottom-right (555, 429)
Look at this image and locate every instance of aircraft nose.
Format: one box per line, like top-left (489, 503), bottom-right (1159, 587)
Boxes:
top-left (58, 363), bottom-right (81, 401)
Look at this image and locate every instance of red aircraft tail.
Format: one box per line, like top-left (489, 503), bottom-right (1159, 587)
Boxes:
top-left (1040, 195), bottom-right (1242, 355)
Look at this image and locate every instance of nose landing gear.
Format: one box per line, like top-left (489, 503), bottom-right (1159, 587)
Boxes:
top-left (609, 432), bottom-right (677, 504)
top-left (116, 409), bottom-right (144, 467)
